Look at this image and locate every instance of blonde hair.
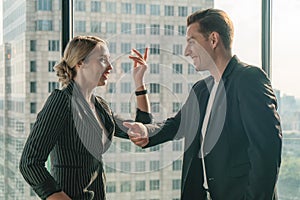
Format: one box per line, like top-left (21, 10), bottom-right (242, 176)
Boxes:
top-left (54, 35), bottom-right (107, 87)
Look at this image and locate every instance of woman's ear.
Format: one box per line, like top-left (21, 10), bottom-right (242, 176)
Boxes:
top-left (76, 60), bottom-right (84, 68)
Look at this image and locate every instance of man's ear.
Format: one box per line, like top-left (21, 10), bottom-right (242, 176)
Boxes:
top-left (209, 32), bottom-right (219, 49)
top-left (76, 60), bottom-right (84, 68)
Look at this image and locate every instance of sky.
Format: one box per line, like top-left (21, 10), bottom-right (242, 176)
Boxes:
top-left (0, 0), bottom-right (299, 98)
top-left (215, 0), bottom-right (300, 99)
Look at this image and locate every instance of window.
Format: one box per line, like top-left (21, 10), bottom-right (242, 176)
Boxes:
top-left (121, 23), bottom-right (131, 34)
top-left (30, 102), bottom-right (37, 113)
top-left (108, 42), bottom-right (116, 54)
top-left (121, 82), bottom-right (131, 93)
top-left (172, 102), bottom-right (181, 113)
top-left (121, 63), bottom-right (132, 73)
top-left (75, 0), bottom-right (85, 11)
top-left (106, 182), bottom-right (116, 193)
top-left (172, 140), bottom-right (182, 151)
top-left (136, 43), bottom-right (146, 52)
top-left (105, 162), bottom-right (116, 173)
top-left (178, 6), bottom-right (188, 17)
top-left (108, 102), bottom-right (116, 112)
top-left (150, 63), bottom-right (159, 74)
top-left (150, 83), bottom-right (160, 94)
top-left (135, 180), bottom-right (146, 191)
top-left (108, 83), bottom-right (116, 93)
top-left (172, 160), bottom-right (182, 171)
top-left (178, 25), bottom-right (186, 36)
top-left (30, 40), bottom-right (37, 51)
top-left (75, 21), bottom-right (86, 32)
top-left (106, 2), bottom-right (116, 13)
top-left (121, 162), bottom-right (131, 172)
top-left (120, 141), bottom-right (131, 152)
top-left (48, 82), bottom-right (59, 93)
top-left (172, 64), bottom-right (183, 74)
top-left (173, 83), bottom-right (182, 94)
top-left (150, 44), bottom-right (160, 55)
top-left (164, 5), bottom-right (174, 16)
top-left (192, 7), bottom-right (201, 12)
top-left (30, 82), bottom-right (36, 93)
top-left (188, 64), bottom-right (197, 74)
top-left (150, 24), bottom-right (160, 35)
top-left (37, 0), bottom-right (52, 11)
top-left (107, 141), bottom-right (116, 153)
top-left (150, 180), bottom-right (160, 190)
top-left (150, 160), bottom-right (159, 171)
top-left (121, 181), bottom-right (131, 192)
top-left (91, 21), bottom-right (101, 33)
top-left (135, 161), bottom-right (146, 172)
top-left (36, 20), bottom-right (53, 31)
top-left (164, 25), bottom-right (174, 35)
top-left (135, 146), bottom-right (146, 152)
top-left (151, 102), bottom-right (160, 113)
top-left (150, 145), bottom-right (160, 152)
top-left (106, 22), bottom-right (117, 34)
top-left (173, 44), bottom-right (183, 55)
top-left (48, 61), bottom-right (56, 72)
top-left (121, 43), bottom-right (131, 54)
top-left (91, 1), bottom-right (101, 12)
top-left (136, 4), bottom-right (146, 15)
top-left (48, 40), bottom-right (59, 51)
top-left (30, 61), bottom-right (37, 72)
top-left (150, 5), bottom-right (160, 16)
top-left (121, 102), bottom-right (131, 113)
top-left (136, 24), bottom-right (146, 35)
top-left (121, 3), bottom-right (131, 14)
top-left (172, 179), bottom-right (181, 190)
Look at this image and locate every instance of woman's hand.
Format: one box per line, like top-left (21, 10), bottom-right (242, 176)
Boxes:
top-left (129, 48), bottom-right (148, 89)
top-left (47, 191), bottom-right (71, 200)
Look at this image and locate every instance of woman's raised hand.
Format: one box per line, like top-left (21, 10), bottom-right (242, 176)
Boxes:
top-left (129, 48), bottom-right (148, 88)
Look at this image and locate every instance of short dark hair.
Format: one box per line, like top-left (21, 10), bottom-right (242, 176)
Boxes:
top-left (187, 8), bottom-right (234, 50)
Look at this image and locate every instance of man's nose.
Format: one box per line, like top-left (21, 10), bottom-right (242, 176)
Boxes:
top-left (184, 45), bottom-right (191, 56)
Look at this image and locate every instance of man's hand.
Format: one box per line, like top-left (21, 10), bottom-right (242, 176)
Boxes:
top-left (123, 122), bottom-right (149, 147)
top-left (47, 191), bottom-right (71, 200)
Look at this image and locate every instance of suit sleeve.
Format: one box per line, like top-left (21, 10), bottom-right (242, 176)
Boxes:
top-left (237, 67), bottom-right (282, 199)
top-left (113, 108), bottom-right (153, 139)
top-left (19, 90), bottom-right (69, 199)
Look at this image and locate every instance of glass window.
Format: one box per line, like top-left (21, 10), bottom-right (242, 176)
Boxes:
top-left (164, 25), bottom-right (174, 35)
top-left (150, 44), bottom-right (160, 55)
top-left (173, 44), bottom-right (183, 55)
top-left (150, 63), bottom-right (159, 74)
top-left (36, 20), bottom-right (53, 31)
top-left (75, 21), bottom-right (86, 32)
top-left (121, 162), bottom-right (131, 172)
top-left (37, 0), bottom-right (52, 11)
top-left (121, 102), bottom-right (131, 113)
top-left (150, 83), bottom-right (160, 94)
top-left (105, 162), bottom-right (116, 173)
top-left (136, 43), bottom-right (146, 52)
top-left (151, 102), bottom-right (160, 113)
top-left (135, 161), bottom-right (146, 172)
top-left (135, 180), bottom-right (146, 191)
top-left (172, 140), bottom-right (182, 151)
top-left (75, 0), bottom-right (85, 11)
top-left (30, 82), bottom-right (37, 93)
top-left (150, 145), bottom-right (160, 152)
top-left (121, 23), bottom-right (131, 34)
top-left (106, 182), bottom-right (116, 193)
top-left (90, 21), bottom-right (101, 33)
top-left (106, 2), bottom-right (116, 13)
top-left (136, 4), bottom-right (146, 15)
top-left (150, 5), bottom-right (160, 16)
top-left (48, 40), bottom-right (59, 51)
top-left (30, 40), bottom-right (37, 51)
top-left (48, 82), bottom-right (59, 93)
top-left (150, 24), bottom-right (160, 35)
top-left (120, 141), bottom-right (131, 152)
top-left (172, 160), bottom-right (182, 171)
top-left (121, 43), bottom-right (131, 54)
top-left (173, 83), bottom-right (182, 94)
top-left (172, 102), bottom-right (181, 113)
top-left (91, 1), bottom-right (101, 12)
top-left (121, 82), bottom-right (131, 93)
top-left (48, 61), bottom-right (56, 72)
top-left (136, 24), bottom-right (146, 35)
top-left (108, 82), bottom-right (116, 93)
top-left (108, 102), bottom-right (116, 112)
top-left (121, 63), bottom-right (132, 73)
top-left (106, 22), bottom-right (117, 34)
top-left (178, 25), bottom-right (186, 36)
top-left (172, 179), bottom-right (181, 190)
top-left (150, 160), bottom-right (159, 171)
top-left (121, 181), bottom-right (131, 192)
top-left (30, 102), bottom-right (37, 113)
top-left (150, 180), bottom-right (160, 190)
top-left (164, 5), bottom-right (174, 16)
top-left (188, 64), bottom-right (196, 74)
top-left (121, 3), bottom-right (131, 14)
top-left (178, 6), bottom-right (187, 17)
top-left (30, 61), bottom-right (37, 72)
top-left (108, 42), bottom-right (116, 54)
top-left (172, 64), bottom-right (183, 74)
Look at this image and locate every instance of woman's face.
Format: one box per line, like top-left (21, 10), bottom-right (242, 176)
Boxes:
top-left (81, 44), bottom-right (113, 86)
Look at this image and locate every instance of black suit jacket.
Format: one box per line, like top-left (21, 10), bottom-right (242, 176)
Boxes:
top-left (145, 56), bottom-right (282, 200)
top-left (19, 81), bottom-right (152, 200)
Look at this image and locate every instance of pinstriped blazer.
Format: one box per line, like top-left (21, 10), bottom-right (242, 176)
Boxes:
top-left (19, 81), bottom-right (152, 200)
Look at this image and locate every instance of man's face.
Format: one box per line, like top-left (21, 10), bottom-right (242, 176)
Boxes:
top-left (184, 23), bottom-right (215, 72)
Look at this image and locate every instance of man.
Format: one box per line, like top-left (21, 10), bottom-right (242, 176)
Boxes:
top-left (125, 8), bottom-right (282, 200)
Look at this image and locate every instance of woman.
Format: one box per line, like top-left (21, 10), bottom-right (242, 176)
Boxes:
top-left (19, 36), bottom-right (151, 200)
